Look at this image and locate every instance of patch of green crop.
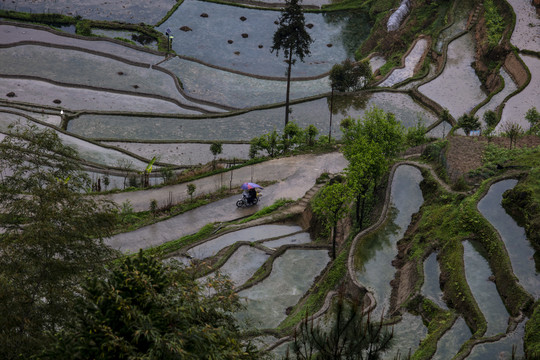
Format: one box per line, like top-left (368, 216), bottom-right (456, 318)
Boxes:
top-left (525, 301), bottom-right (540, 359)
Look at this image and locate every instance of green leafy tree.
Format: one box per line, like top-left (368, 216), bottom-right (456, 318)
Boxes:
top-left (40, 251), bottom-right (259, 360)
top-left (457, 113), bottom-right (481, 136)
top-left (281, 120), bottom-right (304, 152)
top-left (250, 129), bottom-right (280, 158)
top-left (405, 117), bottom-right (428, 147)
top-left (525, 107), bottom-right (540, 135)
top-left (187, 183), bottom-right (196, 202)
top-left (340, 107), bottom-right (404, 226)
top-left (341, 107), bottom-right (405, 161)
top-left (501, 122), bottom-right (524, 149)
top-left (312, 179), bottom-right (351, 259)
top-left (305, 124), bottom-right (319, 146)
top-left (329, 59), bottom-right (372, 92)
top-left (483, 109), bottom-right (498, 129)
top-left (439, 108), bottom-right (452, 138)
top-left (346, 140), bottom-right (387, 227)
top-left (210, 141), bottom-right (223, 170)
top-left (286, 294), bottom-right (394, 359)
top-left (328, 59), bottom-right (372, 142)
top-left (271, 0), bottom-right (313, 126)
top-left (0, 123), bottom-right (118, 359)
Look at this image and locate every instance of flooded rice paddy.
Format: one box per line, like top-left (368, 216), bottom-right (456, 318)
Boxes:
top-left (498, 55), bottom-right (540, 133)
top-left (157, 0), bottom-right (371, 77)
top-left (477, 179), bottom-right (540, 298)
top-left (422, 252), bottom-right (447, 309)
top-left (378, 38), bottom-right (428, 88)
top-left (1, 0), bottom-right (539, 355)
top-left (67, 92), bottom-right (438, 142)
top-left (419, 32), bottom-right (486, 119)
top-left (463, 240), bottom-right (509, 336)
top-left (354, 165), bottom-right (424, 316)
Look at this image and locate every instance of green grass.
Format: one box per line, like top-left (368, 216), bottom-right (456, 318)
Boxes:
top-left (409, 298), bottom-right (458, 360)
top-left (235, 198), bottom-right (295, 224)
top-left (144, 223), bottom-right (217, 258)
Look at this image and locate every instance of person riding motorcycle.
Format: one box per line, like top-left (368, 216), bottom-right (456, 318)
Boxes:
top-left (244, 188), bottom-right (257, 204)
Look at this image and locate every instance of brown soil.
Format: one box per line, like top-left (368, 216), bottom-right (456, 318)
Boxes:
top-left (445, 135), bottom-right (540, 183)
top-left (505, 52), bottom-right (529, 87)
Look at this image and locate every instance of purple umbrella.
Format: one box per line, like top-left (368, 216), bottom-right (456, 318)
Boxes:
top-left (241, 182), bottom-right (263, 190)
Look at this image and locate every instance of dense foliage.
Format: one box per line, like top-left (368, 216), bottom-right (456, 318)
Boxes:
top-left (40, 251), bottom-right (258, 359)
top-left (0, 123), bottom-right (118, 359)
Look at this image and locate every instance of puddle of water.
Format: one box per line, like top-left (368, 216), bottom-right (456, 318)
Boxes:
top-left (463, 240), bottom-right (509, 336)
top-left (475, 68), bottom-right (518, 126)
top-left (201, 245), bottom-right (270, 288)
top-left (354, 165), bottom-right (424, 316)
top-left (0, 0), bottom-right (176, 24)
top-left (0, 44), bottom-right (220, 112)
top-left (162, 57), bottom-right (330, 108)
top-left (102, 142), bottom-right (251, 166)
top-left (158, 0), bottom-right (371, 77)
top-left (507, 0), bottom-right (540, 52)
top-left (0, 77), bottom-right (192, 114)
top-left (0, 24), bottom-right (162, 64)
top-left (419, 33), bottom-right (487, 119)
top-left (54, 24), bottom-right (76, 34)
top-left (477, 180), bottom-right (540, 298)
top-left (422, 252), bottom-right (447, 309)
top-left (384, 312), bottom-right (427, 359)
top-left (236, 248), bottom-right (330, 329)
top-left (261, 232), bottom-right (312, 249)
top-left (187, 224), bottom-right (302, 259)
top-left (432, 317), bottom-right (472, 360)
top-left (498, 55), bottom-right (540, 133)
top-left (68, 92), bottom-right (438, 141)
top-left (378, 38), bottom-right (428, 88)
top-left (466, 320), bottom-right (526, 360)
top-left (92, 29), bottom-right (158, 51)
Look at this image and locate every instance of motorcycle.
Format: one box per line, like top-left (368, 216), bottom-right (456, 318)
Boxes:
top-left (236, 191), bottom-right (262, 208)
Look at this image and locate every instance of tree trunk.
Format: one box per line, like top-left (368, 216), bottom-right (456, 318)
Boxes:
top-left (329, 87), bottom-right (334, 142)
top-left (285, 50), bottom-right (293, 126)
top-left (332, 225), bottom-right (336, 260)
